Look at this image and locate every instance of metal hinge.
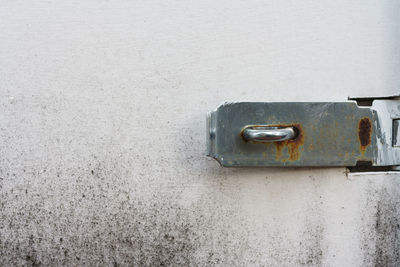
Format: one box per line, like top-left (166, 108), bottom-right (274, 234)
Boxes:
top-left (206, 97), bottom-right (400, 168)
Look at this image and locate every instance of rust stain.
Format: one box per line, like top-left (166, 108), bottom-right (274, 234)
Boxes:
top-left (275, 141), bottom-right (284, 161)
top-left (274, 123), bottom-right (304, 161)
top-left (358, 117), bottom-right (372, 156)
top-left (240, 123), bottom-right (304, 161)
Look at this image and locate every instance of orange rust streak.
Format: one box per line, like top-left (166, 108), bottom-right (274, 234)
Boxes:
top-left (275, 141), bottom-right (284, 160)
top-left (274, 123), bottom-right (304, 162)
top-left (358, 117), bottom-right (372, 156)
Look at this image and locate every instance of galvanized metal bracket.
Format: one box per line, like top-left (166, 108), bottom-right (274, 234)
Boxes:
top-left (207, 100), bottom-right (400, 167)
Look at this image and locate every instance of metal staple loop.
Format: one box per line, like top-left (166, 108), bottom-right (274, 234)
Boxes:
top-left (242, 126), bottom-right (297, 142)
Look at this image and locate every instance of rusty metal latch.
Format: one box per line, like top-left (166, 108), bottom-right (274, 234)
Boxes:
top-left (206, 99), bottom-right (400, 167)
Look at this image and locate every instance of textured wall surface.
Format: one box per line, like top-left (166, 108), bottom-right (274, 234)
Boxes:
top-left (1, 0), bottom-right (400, 266)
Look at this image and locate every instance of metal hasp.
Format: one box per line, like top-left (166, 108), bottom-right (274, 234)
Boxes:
top-left (206, 100), bottom-right (400, 167)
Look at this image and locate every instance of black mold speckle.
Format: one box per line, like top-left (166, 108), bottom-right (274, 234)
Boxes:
top-left (374, 188), bottom-right (400, 267)
top-left (361, 179), bottom-right (400, 267)
top-left (298, 210), bottom-right (324, 266)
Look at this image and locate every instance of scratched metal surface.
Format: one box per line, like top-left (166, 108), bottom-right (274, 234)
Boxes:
top-left (208, 102), bottom-right (376, 167)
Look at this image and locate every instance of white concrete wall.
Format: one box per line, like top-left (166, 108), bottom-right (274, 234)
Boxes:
top-left (0, 0), bottom-right (399, 266)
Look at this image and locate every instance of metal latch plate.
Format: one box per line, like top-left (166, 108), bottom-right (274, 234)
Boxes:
top-left (207, 101), bottom-right (400, 167)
